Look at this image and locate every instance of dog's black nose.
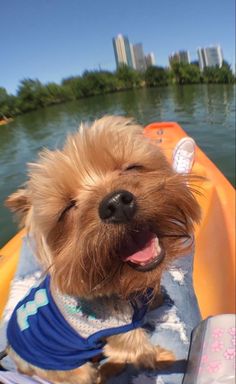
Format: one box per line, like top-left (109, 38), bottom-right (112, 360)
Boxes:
top-left (99, 190), bottom-right (136, 223)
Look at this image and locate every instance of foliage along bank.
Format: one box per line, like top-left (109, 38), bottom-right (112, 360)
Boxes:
top-left (0, 62), bottom-right (235, 118)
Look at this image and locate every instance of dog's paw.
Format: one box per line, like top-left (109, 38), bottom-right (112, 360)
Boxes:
top-left (134, 346), bottom-right (175, 371)
top-left (154, 346), bottom-right (175, 370)
top-left (97, 361), bottom-right (126, 384)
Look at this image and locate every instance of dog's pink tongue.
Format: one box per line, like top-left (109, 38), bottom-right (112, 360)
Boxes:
top-left (124, 234), bottom-right (160, 264)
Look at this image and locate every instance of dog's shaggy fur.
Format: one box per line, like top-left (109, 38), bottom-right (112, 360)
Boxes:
top-left (6, 116), bottom-right (200, 383)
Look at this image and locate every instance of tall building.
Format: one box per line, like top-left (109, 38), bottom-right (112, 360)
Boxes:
top-left (113, 34), bottom-right (156, 71)
top-left (197, 45), bottom-right (223, 70)
top-left (130, 44), bottom-right (136, 69)
top-left (169, 50), bottom-right (190, 66)
top-left (145, 52), bottom-right (156, 67)
top-left (112, 34), bottom-right (133, 69)
top-left (132, 43), bottom-right (147, 72)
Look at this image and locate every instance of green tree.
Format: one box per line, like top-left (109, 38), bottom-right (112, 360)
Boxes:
top-left (62, 71), bottom-right (119, 98)
top-left (62, 76), bottom-right (86, 99)
top-left (115, 66), bottom-right (142, 89)
top-left (0, 87), bottom-right (19, 117)
top-left (81, 71), bottom-right (119, 96)
top-left (45, 82), bottom-right (74, 104)
top-left (203, 62), bottom-right (234, 84)
top-left (171, 63), bottom-right (201, 84)
top-left (144, 66), bottom-right (169, 87)
top-left (218, 64), bottom-right (235, 83)
top-left (17, 79), bottom-right (50, 112)
top-left (0, 87), bottom-right (10, 117)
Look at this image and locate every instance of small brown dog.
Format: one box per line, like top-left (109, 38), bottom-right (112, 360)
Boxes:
top-left (6, 116), bottom-right (200, 384)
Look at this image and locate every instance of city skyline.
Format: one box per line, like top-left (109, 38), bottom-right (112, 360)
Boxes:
top-left (113, 35), bottom-right (227, 72)
top-left (113, 34), bottom-right (155, 71)
top-left (0, 0), bottom-right (235, 94)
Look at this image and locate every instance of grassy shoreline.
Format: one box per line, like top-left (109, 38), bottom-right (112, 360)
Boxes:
top-left (1, 63), bottom-right (235, 119)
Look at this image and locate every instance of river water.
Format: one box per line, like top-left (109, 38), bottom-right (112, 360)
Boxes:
top-left (0, 84), bottom-right (235, 246)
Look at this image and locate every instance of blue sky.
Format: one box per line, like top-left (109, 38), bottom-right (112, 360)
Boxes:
top-left (0, 0), bottom-right (235, 94)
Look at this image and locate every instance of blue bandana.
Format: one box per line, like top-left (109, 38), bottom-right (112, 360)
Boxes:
top-left (7, 276), bottom-right (148, 371)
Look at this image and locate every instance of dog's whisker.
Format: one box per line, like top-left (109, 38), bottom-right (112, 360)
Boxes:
top-left (158, 233), bottom-right (191, 239)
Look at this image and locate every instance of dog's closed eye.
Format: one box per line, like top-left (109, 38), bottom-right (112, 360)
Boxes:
top-left (124, 163), bottom-right (144, 172)
top-left (58, 200), bottom-right (77, 222)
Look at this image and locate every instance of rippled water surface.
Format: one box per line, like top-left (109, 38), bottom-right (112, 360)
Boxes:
top-left (0, 84), bottom-right (235, 246)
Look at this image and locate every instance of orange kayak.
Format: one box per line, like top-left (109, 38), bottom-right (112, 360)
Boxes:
top-left (0, 122), bottom-right (235, 319)
top-left (0, 118), bottom-right (13, 126)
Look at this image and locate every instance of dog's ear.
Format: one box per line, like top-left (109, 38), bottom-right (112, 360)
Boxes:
top-left (5, 188), bottom-right (31, 225)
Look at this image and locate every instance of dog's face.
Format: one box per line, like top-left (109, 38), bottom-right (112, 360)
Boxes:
top-left (6, 116), bottom-right (200, 299)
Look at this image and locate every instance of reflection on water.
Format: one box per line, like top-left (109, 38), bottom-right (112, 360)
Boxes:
top-left (0, 84), bottom-right (235, 246)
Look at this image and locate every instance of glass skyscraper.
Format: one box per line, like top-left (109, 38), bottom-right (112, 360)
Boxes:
top-left (132, 43), bottom-right (147, 72)
top-left (112, 34), bottom-right (133, 69)
top-left (197, 46), bottom-right (223, 70)
top-left (169, 50), bottom-right (191, 66)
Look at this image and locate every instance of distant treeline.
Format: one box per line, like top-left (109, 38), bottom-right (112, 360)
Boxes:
top-left (0, 62), bottom-right (235, 118)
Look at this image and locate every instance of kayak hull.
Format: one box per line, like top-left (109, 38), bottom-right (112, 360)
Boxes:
top-left (144, 122), bottom-right (235, 318)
